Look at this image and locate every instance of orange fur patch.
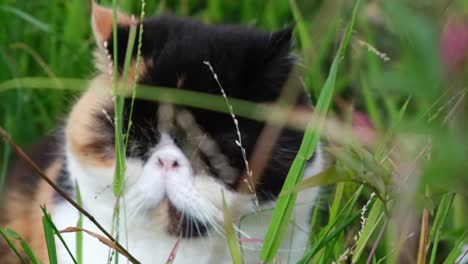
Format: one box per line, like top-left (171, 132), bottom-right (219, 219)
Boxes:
top-left (91, 3), bottom-right (133, 46)
top-left (1, 160), bottom-right (62, 263)
top-left (68, 51), bottom-right (149, 168)
top-left (66, 77), bottom-right (114, 168)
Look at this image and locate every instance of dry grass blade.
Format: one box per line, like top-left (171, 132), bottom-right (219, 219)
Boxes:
top-left (416, 208), bottom-right (429, 264)
top-left (60, 227), bottom-right (124, 255)
top-left (204, 60), bottom-right (259, 207)
top-left (165, 237), bottom-right (182, 264)
top-left (0, 126), bottom-right (141, 264)
top-left (366, 218), bottom-right (389, 264)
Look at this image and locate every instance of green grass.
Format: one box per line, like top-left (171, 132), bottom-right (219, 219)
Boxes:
top-left (1, 0), bottom-right (468, 263)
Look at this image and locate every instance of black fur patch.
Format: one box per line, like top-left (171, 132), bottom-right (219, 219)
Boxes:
top-left (54, 157), bottom-right (73, 202)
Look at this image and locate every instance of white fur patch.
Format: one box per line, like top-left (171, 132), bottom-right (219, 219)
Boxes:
top-left (54, 137), bottom-right (326, 263)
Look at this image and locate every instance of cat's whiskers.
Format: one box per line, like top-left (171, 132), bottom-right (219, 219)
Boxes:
top-left (187, 201), bottom-right (216, 245)
top-left (191, 201), bottom-right (224, 238)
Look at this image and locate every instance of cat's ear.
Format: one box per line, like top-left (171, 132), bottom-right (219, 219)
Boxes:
top-left (91, 2), bottom-right (133, 47)
top-left (271, 26), bottom-right (294, 50)
top-left (266, 26), bottom-right (294, 58)
top-left (91, 3), bottom-right (145, 80)
top-left (246, 26), bottom-right (295, 97)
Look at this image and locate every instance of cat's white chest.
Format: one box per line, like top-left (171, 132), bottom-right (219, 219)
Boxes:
top-left (53, 202), bottom-right (234, 264)
top-left (52, 197), bottom-right (313, 264)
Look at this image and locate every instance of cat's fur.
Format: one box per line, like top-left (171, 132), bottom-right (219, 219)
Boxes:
top-left (0, 4), bottom-right (325, 264)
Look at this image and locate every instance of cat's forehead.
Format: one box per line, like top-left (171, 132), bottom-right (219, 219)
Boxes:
top-left (155, 103), bottom-right (202, 134)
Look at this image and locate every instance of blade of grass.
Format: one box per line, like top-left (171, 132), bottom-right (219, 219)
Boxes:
top-left (5, 228), bottom-right (40, 264)
top-left (308, 194), bottom-right (321, 242)
top-left (282, 167), bottom-right (349, 195)
top-left (19, 241), bottom-right (39, 264)
top-left (260, 0), bottom-right (362, 261)
top-left (124, 0), bottom-right (146, 156)
top-left (361, 76), bottom-right (383, 130)
top-left (0, 229), bottom-right (27, 264)
top-left (222, 191), bottom-right (243, 264)
top-left (289, 0), bottom-right (311, 50)
top-left (0, 111), bottom-right (11, 194)
top-left (41, 206), bottom-right (77, 264)
top-left (0, 77), bottom-right (312, 132)
top-left (112, 1), bottom-right (137, 198)
top-left (299, 208), bottom-right (364, 263)
top-left (375, 96), bottom-right (411, 159)
top-left (352, 199), bottom-right (385, 262)
top-left (443, 229), bottom-right (467, 264)
top-left (303, 185), bottom-right (367, 263)
top-left (110, 2), bottom-right (137, 261)
top-left (329, 182), bottom-right (344, 223)
top-left (0, 5), bottom-right (51, 32)
top-left (429, 193), bottom-right (455, 264)
top-left (42, 208), bottom-right (58, 264)
top-left (75, 181), bottom-right (83, 264)
top-left (112, 0), bottom-right (123, 197)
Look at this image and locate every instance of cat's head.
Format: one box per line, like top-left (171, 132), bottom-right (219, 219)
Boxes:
top-left (65, 4), bottom-right (311, 237)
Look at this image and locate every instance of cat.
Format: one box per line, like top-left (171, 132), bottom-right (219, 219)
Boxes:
top-left (0, 4), bottom-right (325, 264)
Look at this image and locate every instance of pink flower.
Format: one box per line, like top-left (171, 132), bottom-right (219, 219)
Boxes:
top-left (441, 17), bottom-right (468, 73)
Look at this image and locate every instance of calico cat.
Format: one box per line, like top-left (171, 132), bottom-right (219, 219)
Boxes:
top-left (0, 4), bottom-right (325, 264)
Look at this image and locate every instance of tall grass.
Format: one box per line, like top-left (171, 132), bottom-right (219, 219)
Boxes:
top-left (1, 0), bottom-right (467, 263)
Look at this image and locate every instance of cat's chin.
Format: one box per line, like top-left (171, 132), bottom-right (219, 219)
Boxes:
top-left (166, 199), bottom-right (211, 238)
top-left (142, 197), bottom-right (211, 238)
top-left (139, 194), bottom-right (210, 238)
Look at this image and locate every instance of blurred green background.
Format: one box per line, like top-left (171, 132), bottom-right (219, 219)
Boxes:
top-left (1, 0), bottom-right (468, 263)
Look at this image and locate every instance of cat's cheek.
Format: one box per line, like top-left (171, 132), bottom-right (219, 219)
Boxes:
top-left (193, 176), bottom-right (251, 217)
top-left (67, 150), bottom-right (115, 190)
top-left (122, 159), bottom-right (146, 187)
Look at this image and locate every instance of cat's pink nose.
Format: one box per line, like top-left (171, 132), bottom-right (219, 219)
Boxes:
top-left (157, 157), bottom-right (179, 170)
